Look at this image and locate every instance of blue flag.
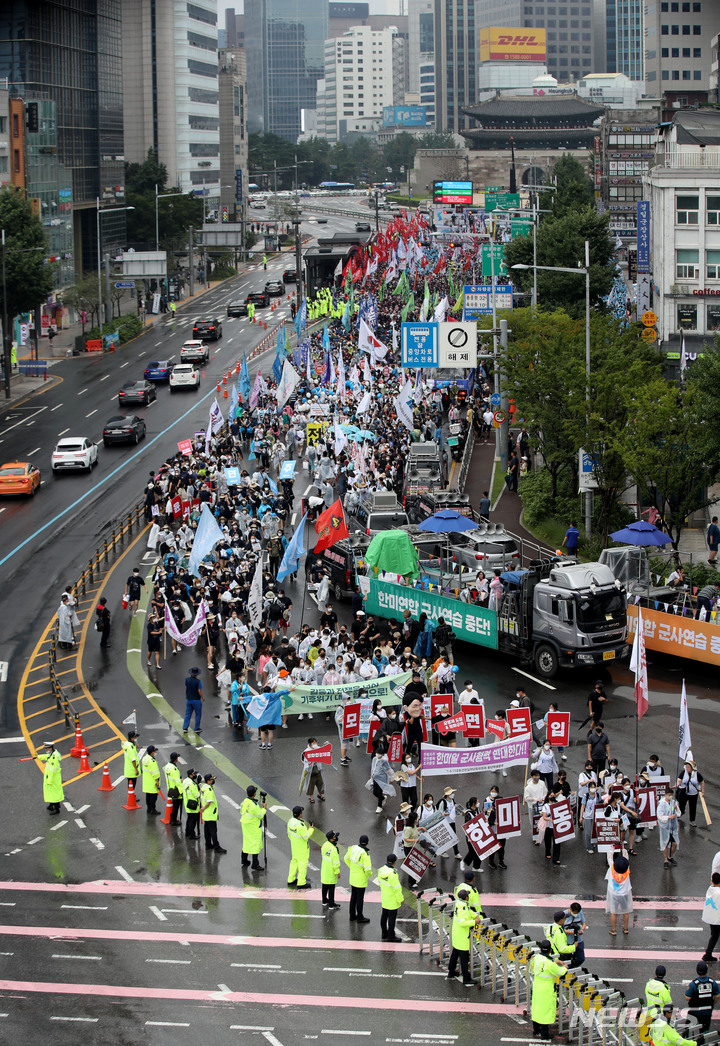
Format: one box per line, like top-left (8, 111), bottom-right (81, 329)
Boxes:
top-left (188, 503), bottom-right (224, 577)
top-left (342, 301), bottom-right (351, 333)
top-left (249, 439), bottom-right (256, 461)
top-left (239, 353), bottom-right (250, 401)
top-left (323, 323), bottom-right (331, 352)
top-left (294, 298), bottom-right (307, 336)
top-left (276, 512), bottom-right (307, 583)
top-left (276, 324), bottom-right (287, 358)
top-left (272, 351), bottom-right (283, 384)
top-left (266, 475), bottom-right (278, 494)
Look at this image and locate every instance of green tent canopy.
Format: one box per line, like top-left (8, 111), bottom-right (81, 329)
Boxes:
top-left (364, 530), bottom-right (420, 580)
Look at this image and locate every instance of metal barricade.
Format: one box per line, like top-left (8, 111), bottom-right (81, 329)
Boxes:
top-left (504, 936), bottom-right (536, 1007)
top-left (486, 925), bottom-right (517, 995)
top-left (420, 893), bottom-right (452, 966)
top-left (469, 916), bottom-right (496, 982)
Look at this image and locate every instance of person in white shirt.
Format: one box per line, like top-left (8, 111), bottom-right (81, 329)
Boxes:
top-left (461, 680), bottom-right (480, 703)
top-left (359, 658), bottom-right (378, 680)
top-left (533, 741), bottom-right (559, 793)
top-left (523, 769), bottom-right (548, 838)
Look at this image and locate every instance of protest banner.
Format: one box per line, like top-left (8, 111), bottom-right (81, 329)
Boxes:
top-left (302, 743), bottom-right (332, 765)
top-left (506, 706), bottom-right (531, 737)
top-left (342, 702), bottom-right (361, 739)
top-left (551, 798), bottom-right (575, 843)
top-left (437, 712), bottom-right (466, 736)
top-left (495, 796), bottom-right (522, 839)
top-left (546, 711), bottom-right (570, 747)
top-left (400, 841), bottom-right (434, 881)
top-left (635, 787), bottom-right (658, 827)
top-left (463, 812), bottom-right (501, 861)
top-left (430, 693), bottom-right (454, 717)
top-left (485, 718), bottom-right (506, 740)
top-left (461, 703), bottom-right (485, 739)
top-left (387, 733), bottom-right (403, 762)
top-left (281, 672), bottom-right (409, 716)
top-left (421, 734), bottom-right (531, 776)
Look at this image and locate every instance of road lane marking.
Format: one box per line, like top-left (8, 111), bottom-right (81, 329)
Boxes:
top-left (263, 1033), bottom-right (286, 1046)
top-left (75, 805), bottom-right (90, 815)
top-left (52, 954), bottom-right (103, 961)
top-left (120, 361), bottom-right (130, 368)
top-left (115, 865), bottom-right (133, 882)
top-left (51, 403), bottom-right (63, 411)
top-left (27, 837), bottom-right (43, 846)
top-left (0, 404), bottom-right (48, 436)
top-left (149, 906), bottom-right (167, 921)
top-left (61, 906), bottom-right (107, 911)
top-left (146, 1022), bottom-right (191, 1027)
top-left (89, 838), bottom-right (105, 850)
top-left (511, 667), bottom-right (556, 691)
top-left (100, 375), bottom-right (109, 381)
top-left (146, 958), bottom-right (191, 965)
top-left (49, 820), bottom-right (68, 831)
top-left (0, 737), bottom-right (24, 744)
top-left (78, 388), bottom-right (87, 394)
top-left (324, 967), bottom-right (372, 973)
top-left (232, 963), bottom-right (281, 969)
top-left (50, 1017), bottom-right (98, 1022)
top-left (27, 447), bottom-right (40, 456)
top-left (58, 428), bottom-right (69, 435)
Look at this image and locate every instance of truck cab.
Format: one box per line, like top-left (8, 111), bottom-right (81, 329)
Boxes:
top-left (497, 560), bottom-right (628, 679)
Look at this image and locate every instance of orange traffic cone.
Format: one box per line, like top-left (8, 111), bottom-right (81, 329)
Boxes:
top-left (224, 387), bottom-right (228, 398)
top-left (236, 361), bottom-right (240, 373)
top-left (227, 369), bottom-right (232, 381)
top-left (216, 380), bottom-right (220, 393)
top-left (222, 374), bottom-right (227, 385)
top-left (161, 794), bottom-right (174, 825)
top-left (123, 780), bottom-right (141, 811)
top-left (98, 763), bottom-right (114, 791)
top-left (70, 720), bottom-right (85, 758)
top-left (78, 747), bottom-right (91, 773)
top-left (264, 322), bottom-right (267, 330)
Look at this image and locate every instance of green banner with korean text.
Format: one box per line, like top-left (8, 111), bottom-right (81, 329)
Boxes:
top-left (364, 579), bottom-right (498, 650)
top-left (282, 671), bottom-right (410, 715)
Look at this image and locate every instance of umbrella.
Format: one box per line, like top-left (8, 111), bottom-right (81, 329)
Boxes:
top-left (609, 520), bottom-right (672, 546)
top-left (417, 509), bottom-right (477, 534)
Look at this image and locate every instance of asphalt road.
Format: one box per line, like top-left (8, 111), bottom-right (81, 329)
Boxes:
top-left (2, 203), bottom-right (720, 1043)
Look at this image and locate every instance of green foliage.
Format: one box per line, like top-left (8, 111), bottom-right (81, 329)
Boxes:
top-left (649, 554), bottom-right (716, 590)
top-left (63, 273), bottom-right (101, 330)
top-left (520, 469), bottom-right (580, 531)
top-left (539, 154), bottom-right (594, 217)
top-left (212, 265), bottom-right (237, 280)
top-left (86, 313), bottom-right (142, 345)
top-left (123, 151), bottom-right (202, 250)
top-left (125, 149), bottom-right (168, 195)
top-left (0, 186), bottom-right (55, 320)
top-left (503, 206), bottom-right (615, 318)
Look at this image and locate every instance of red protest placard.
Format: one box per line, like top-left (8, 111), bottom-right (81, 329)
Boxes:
top-left (485, 718), bottom-right (506, 740)
top-left (303, 743), bottom-right (332, 764)
top-left (387, 733), bottom-right (403, 762)
top-left (178, 439), bottom-right (193, 456)
top-left (171, 496), bottom-right (182, 519)
top-left (437, 712), bottom-right (466, 736)
top-left (546, 711), bottom-right (570, 747)
top-left (463, 812), bottom-right (501, 861)
top-left (366, 719), bottom-right (380, 755)
top-left (551, 798), bottom-right (575, 843)
top-left (506, 706), bottom-right (531, 737)
top-left (495, 796), bottom-right (522, 839)
top-left (635, 787), bottom-right (658, 827)
top-left (594, 815), bottom-right (621, 846)
top-left (400, 844), bottom-right (433, 882)
top-left (430, 693), bottom-right (454, 718)
top-left (461, 703), bottom-right (485, 738)
top-left (181, 499), bottom-right (191, 521)
top-left (342, 702), bottom-right (361, 739)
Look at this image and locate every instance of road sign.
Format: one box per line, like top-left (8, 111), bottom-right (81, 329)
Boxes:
top-left (641, 311), bottom-right (657, 327)
top-left (641, 327), bottom-right (657, 342)
top-left (579, 448), bottom-right (599, 491)
top-left (493, 410), bottom-right (506, 424)
top-left (463, 284), bottom-right (514, 320)
top-left (490, 393), bottom-right (501, 406)
top-left (438, 321), bottom-right (477, 368)
top-left (481, 245), bottom-right (508, 278)
top-left (485, 191), bottom-right (520, 212)
top-left (114, 281), bottom-right (135, 289)
top-left (401, 322), bottom-right (439, 367)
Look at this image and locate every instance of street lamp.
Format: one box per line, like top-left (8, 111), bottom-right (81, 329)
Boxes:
top-left (96, 200), bottom-right (135, 329)
top-left (512, 239), bottom-right (592, 535)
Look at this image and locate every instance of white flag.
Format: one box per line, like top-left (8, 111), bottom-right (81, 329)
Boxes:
top-left (678, 680), bottom-right (693, 761)
top-left (334, 417), bottom-right (348, 456)
top-left (433, 295), bottom-right (450, 322)
top-left (336, 347), bottom-right (346, 403)
top-left (164, 601), bottom-right (208, 647)
top-left (356, 390), bottom-right (372, 415)
top-left (276, 359), bottom-right (300, 411)
top-left (248, 556), bottom-right (264, 628)
top-left (681, 335), bottom-right (687, 375)
top-left (358, 318), bottom-right (388, 362)
top-left (362, 357), bottom-right (373, 383)
top-left (209, 398), bottom-right (224, 435)
top-left (394, 377), bottom-right (414, 431)
top-left (121, 711), bottom-right (137, 727)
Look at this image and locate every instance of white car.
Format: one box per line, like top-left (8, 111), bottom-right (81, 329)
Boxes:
top-left (169, 363), bottom-right (200, 391)
top-left (180, 339), bottom-right (208, 364)
top-left (51, 437), bottom-right (98, 473)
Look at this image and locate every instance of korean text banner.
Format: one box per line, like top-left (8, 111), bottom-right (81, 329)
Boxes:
top-left (421, 733), bottom-right (531, 776)
top-left (281, 672), bottom-right (410, 716)
top-left (364, 578), bottom-right (498, 649)
top-left (627, 604), bottom-right (720, 667)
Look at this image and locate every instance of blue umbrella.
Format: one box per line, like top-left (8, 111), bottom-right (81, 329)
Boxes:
top-left (418, 509), bottom-right (477, 534)
top-left (609, 520), bottom-right (671, 546)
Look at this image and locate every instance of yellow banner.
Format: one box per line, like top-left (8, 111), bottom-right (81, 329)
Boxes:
top-left (627, 603), bottom-right (720, 666)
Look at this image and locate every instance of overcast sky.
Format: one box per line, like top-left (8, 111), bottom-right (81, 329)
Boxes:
top-left (227, 1), bottom-right (405, 15)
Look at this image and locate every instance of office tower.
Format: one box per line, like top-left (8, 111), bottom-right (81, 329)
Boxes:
top-left (434, 0), bottom-right (477, 134)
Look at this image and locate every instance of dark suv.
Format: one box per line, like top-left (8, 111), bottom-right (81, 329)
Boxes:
top-left (192, 317), bottom-right (222, 340)
top-left (310, 535), bottom-right (372, 601)
top-left (246, 291), bottom-right (269, 308)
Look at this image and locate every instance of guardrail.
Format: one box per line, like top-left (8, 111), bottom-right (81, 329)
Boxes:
top-left (455, 427), bottom-right (475, 492)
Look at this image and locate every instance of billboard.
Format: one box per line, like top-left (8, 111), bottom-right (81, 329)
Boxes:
top-left (479, 27), bottom-right (546, 63)
top-left (382, 105), bottom-right (427, 128)
top-left (433, 180), bottom-right (473, 205)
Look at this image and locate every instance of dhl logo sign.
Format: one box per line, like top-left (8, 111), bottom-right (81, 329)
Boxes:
top-left (495, 34), bottom-right (543, 45)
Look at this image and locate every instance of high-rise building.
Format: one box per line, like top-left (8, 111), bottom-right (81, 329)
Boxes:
top-left (224, 8), bottom-right (245, 47)
top-left (605, 0), bottom-right (644, 81)
top-left (218, 49), bottom-right (248, 221)
top-left (644, 0), bottom-right (719, 108)
top-left (320, 25), bottom-right (403, 144)
top-left (245, 0), bottom-right (329, 143)
top-left (433, 0), bottom-right (477, 134)
top-left (0, 1), bottom-right (124, 276)
top-left (408, 0), bottom-right (435, 112)
top-left (122, 0), bottom-right (220, 204)
top-left (474, 0), bottom-right (602, 82)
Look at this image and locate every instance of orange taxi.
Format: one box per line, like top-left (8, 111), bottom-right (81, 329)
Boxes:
top-left (0, 461), bottom-right (41, 496)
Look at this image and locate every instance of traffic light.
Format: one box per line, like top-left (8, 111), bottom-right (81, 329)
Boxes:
top-left (26, 102), bottom-right (39, 133)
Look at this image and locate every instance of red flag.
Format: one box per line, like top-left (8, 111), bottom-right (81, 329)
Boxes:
top-left (314, 498), bottom-right (349, 554)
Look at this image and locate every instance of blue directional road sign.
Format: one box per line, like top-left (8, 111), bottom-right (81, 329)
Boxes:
top-left (401, 322), bottom-right (439, 367)
top-left (114, 281), bottom-right (135, 289)
top-left (490, 393), bottom-right (501, 407)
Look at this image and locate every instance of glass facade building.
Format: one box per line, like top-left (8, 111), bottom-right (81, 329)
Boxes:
top-left (25, 98), bottom-right (75, 288)
top-left (0, 1), bottom-right (125, 276)
top-left (246, 0), bottom-right (329, 143)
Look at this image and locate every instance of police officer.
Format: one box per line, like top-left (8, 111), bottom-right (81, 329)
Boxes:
top-left (240, 785), bottom-right (266, 870)
top-left (141, 745), bottom-right (161, 814)
top-left (455, 869), bottom-right (483, 918)
top-left (544, 910), bottom-right (576, 962)
top-left (645, 964), bottom-right (672, 1017)
top-left (345, 834), bottom-right (372, 923)
top-left (649, 1004), bottom-right (695, 1045)
top-left (530, 940), bottom-right (569, 1040)
top-left (200, 772), bottom-right (227, 853)
top-left (122, 730), bottom-right (140, 795)
top-left (38, 741), bottom-right (63, 814)
top-left (378, 854), bottom-right (403, 942)
top-left (684, 959), bottom-right (719, 1031)
top-left (163, 751), bottom-right (182, 826)
top-left (182, 768), bottom-right (201, 839)
top-left (287, 804), bottom-right (312, 889)
top-left (321, 829), bottom-right (341, 910)
top-left (447, 889), bottom-right (480, 986)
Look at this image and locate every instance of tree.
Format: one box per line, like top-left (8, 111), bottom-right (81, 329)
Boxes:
top-left (125, 186), bottom-right (203, 252)
top-left (416, 131), bottom-right (460, 150)
top-left (63, 274), bottom-right (101, 332)
top-left (125, 149), bottom-right (168, 196)
top-left (539, 153), bottom-right (594, 218)
top-left (382, 132), bottom-right (419, 180)
top-left (503, 206), bottom-right (615, 319)
top-left (0, 186), bottom-right (55, 322)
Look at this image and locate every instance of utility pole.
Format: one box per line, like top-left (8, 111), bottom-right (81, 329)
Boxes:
top-left (188, 227), bottom-right (195, 298)
top-left (104, 252), bottom-right (111, 325)
top-left (1, 230), bottom-right (10, 398)
top-left (374, 191), bottom-right (379, 232)
top-left (499, 318), bottom-right (509, 473)
top-left (294, 217), bottom-right (303, 304)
